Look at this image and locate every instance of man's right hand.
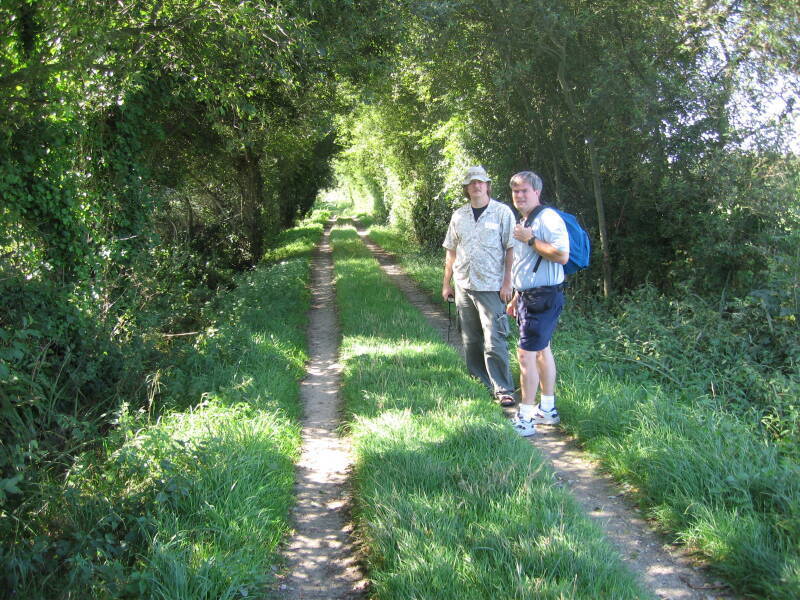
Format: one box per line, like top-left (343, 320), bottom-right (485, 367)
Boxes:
top-left (506, 302), bottom-right (516, 318)
top-left (506, 292), bottom-right (518, 318)
top-left (442, 284), bottom-right (455, 303)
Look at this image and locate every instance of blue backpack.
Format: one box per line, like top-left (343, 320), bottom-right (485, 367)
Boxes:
top-left (522, 205), bottom-right (591, 275)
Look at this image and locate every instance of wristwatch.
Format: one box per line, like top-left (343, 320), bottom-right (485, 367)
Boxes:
top-left (527, 235), bottom-right (536, 247)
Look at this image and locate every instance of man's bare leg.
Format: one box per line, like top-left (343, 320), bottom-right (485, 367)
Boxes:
top-left (536, 344), bottom-right (556, 396)
top-left (518, 347), bottom-right (540, 407)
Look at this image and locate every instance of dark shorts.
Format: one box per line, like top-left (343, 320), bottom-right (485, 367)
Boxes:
top-left (516, 286), bottom-right (564, 351)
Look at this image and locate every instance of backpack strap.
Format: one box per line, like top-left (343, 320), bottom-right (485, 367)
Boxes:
top-left (523, 204), bottom-right (548, 229)
top-left (522, 205), bottom-right (548, 276)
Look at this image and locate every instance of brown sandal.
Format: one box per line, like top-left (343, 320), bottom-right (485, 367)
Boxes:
top-left (496, 392), bottom-right (516, 407)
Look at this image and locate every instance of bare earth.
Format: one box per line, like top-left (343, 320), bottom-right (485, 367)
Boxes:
top-left (274, 223), bottom-right (368, 599)
top-left (274, 221), bottom-right (736, 600)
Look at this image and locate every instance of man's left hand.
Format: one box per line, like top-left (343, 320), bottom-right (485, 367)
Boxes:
top-left (500, 281), bottom-right (513, 303)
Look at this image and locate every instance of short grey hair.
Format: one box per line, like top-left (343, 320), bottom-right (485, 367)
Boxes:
top-left (509, 171), bottom-right (543, 192)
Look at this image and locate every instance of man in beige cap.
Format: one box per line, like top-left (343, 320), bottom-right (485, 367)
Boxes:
top-left (442, 166), bottom-right (516, 405)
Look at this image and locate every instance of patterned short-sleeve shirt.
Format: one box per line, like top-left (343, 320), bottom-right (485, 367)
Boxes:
top-left (442, 199), bottom-right (515, 291)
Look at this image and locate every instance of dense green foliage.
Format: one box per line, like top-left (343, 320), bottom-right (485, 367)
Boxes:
top-left (335, 0), bottom-right (800, 298)
top-left (1, 218), bottom-right (322, 598)
top-left (2, 0), bottom-right (799, 596)
top-left (1, 0), bottom-right (395, 588)
top-left (364, 223), bottom-right (799, 599)
top-left (332, 226), bottom-right (651, 599)
top-left (2, 0), bottom-right (395, 274)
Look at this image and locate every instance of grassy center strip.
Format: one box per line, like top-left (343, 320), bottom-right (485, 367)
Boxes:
top-left (367, 223), bottom-right (800, 600)
top-left (331, 226), bottom-right (650, 600)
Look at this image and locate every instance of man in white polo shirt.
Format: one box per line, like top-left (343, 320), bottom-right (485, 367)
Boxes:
top-left (442, 166), bottom-right (516, 406)
top-left (506, 171), bottom-right (570, 436)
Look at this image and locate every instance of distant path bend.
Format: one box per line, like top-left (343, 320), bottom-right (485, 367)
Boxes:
top-left (355, 225), bottom-right (735, 600)
top-left (275, 222), bottom-right (366, 600)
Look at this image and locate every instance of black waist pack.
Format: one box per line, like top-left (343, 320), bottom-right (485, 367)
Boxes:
top-left (519, 284), bottom-right (565, 314)
top-left (520, 283), bottom-right (565, 300)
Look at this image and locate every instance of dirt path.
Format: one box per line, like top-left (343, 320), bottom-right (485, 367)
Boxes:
top-left (274, 222), bottom-right (367, 599)
top-left (355, 227), bottom-right (735, 600)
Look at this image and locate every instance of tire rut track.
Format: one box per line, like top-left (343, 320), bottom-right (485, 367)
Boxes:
top-left (274, 222), bottom-right (367, 599)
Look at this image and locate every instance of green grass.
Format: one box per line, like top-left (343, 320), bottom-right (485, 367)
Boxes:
top-left (556, 324), bottom-right (800, 599)
top-left (262, 212), bottom-right (328, 263)
top-left (4, 219), bottom-right (323, 598)
top-left (368, 225), bottom-right (445, 304)
top-left (332, 226), bottom-right (651, 599)
top-left (367, 224), bottom-right (800, 599)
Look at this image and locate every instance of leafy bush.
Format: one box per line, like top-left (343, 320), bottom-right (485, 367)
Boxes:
top-left (589, 275), bottom-right (798, 456)
top-left (410, 185), bottom-right (458, 251)
top-left (0, 274), bottom-right (135, 502)
top-left (1, 218), bottom-right (321, 597)
top-left (0, 232), bottom-right (232, 502)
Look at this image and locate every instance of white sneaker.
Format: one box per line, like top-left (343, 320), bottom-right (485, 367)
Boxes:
top-left (531, 405), bottom-right (560, 425)
top-left (512, 413), bottom-right (536, 437)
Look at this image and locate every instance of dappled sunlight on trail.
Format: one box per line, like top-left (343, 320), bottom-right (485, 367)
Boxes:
top-left (277, 222), bottom-right (367, 599)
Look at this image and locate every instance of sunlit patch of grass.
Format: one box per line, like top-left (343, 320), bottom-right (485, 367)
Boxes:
top-left (331, 226), bottom-right (650, 599)
top-left (262, 214), bottom-right (327, 263)
top-left (365, 223), bottom-right (800, 599)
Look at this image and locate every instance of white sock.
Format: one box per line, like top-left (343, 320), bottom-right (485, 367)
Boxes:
top-left (540, 395), bottom-right (555, 412)
top-left (519, 403), bottom-right (536, 419)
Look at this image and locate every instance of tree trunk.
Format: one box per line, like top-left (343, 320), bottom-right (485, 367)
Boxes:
top-left (551, 155), bottom-right (562, 205)
top-left (235, 150), bottom-right (265, 265)
top-left (586, 136), bottom-right (612, 297)
top-left (553, 39), bottom-right (612, 296)
top-left (183, 194), bottom-right (194, 240)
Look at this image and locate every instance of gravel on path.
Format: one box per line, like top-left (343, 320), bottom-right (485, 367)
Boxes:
top-left (274, 222), bottom-right (367, 600)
